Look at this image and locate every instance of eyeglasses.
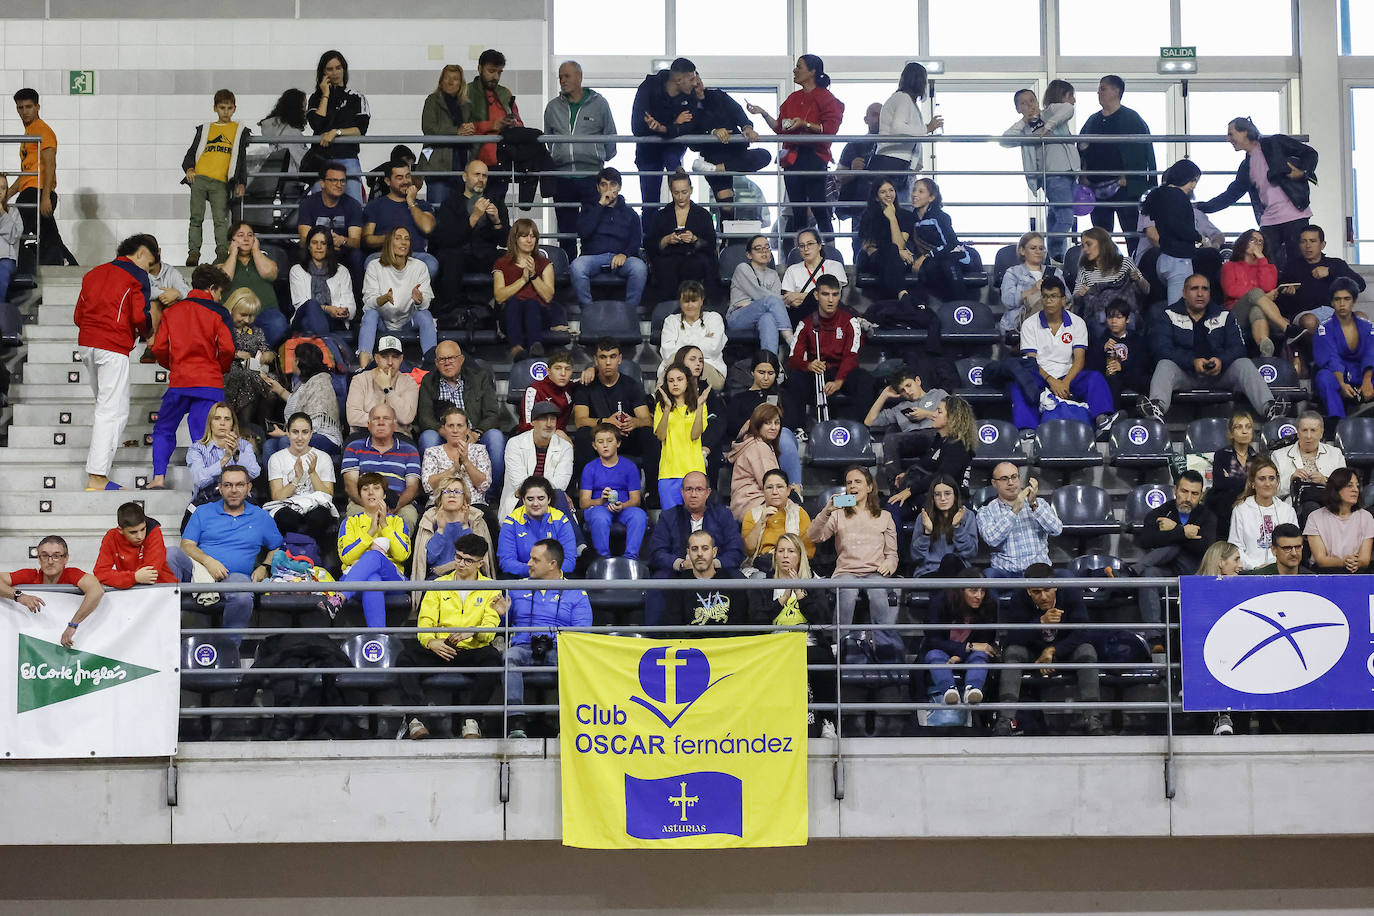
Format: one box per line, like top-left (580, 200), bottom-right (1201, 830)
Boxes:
top-left (454, 555), bottom-right (481, 565)
top-left (749, 245), bottom-right (771, 252)
top-left (441, 488), bottom-right (465, 497)
top-left (37, 552), bottom-right (67, 561)
top-left (993, 475), bottom-right (1020, 483)
top-left (798, 240), bottom-right (819, 249)
top-left (436, 355), bottom-right (461, 363)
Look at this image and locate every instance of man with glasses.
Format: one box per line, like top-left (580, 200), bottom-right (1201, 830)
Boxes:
top-left (416, 339), bottom-right (510, 494)
top-left (297, 160), bottom-right (365, 280)
top-left (1244, 523), bottom-right (1305, 576)
top-left (2, 536), bottom-right (105, 648)
top-left (977, 462), bottom-right (1062, 578)
top-left (398, 532), bottom-right (507, 740)
top-left (504, 538), bottom-right (592, 738)
top-left (645, 471), bottom-right (745, 626)
top-left (176, 466), bottom-right (283, 638)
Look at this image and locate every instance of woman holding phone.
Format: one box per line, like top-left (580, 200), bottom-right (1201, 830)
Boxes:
top-left (807, 466), bottom-right (899, 629)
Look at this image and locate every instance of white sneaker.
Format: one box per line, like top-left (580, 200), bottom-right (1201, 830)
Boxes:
top-left (460, 718), bottom-right (481, 739)
top-left (1213, 713), bottom-right (1234, 736)
top-left (820, 719), bottom-right (837, 739)
top-left (963, 686), bottom-right (983, 705)
top-left (942, 686), bottom-right (960, 705)
top-left (406, 717), bottom-right (429, 740)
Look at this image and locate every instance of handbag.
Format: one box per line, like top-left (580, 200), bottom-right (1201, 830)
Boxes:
top-left (1089, 177), bottom-right (1122, 201)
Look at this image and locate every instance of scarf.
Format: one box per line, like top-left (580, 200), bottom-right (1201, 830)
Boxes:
top-left (308, 261), bottom-right (332, 308)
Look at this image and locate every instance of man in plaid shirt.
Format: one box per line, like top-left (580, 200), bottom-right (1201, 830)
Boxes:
top-left (978, 462), bottom-right (1062, 577)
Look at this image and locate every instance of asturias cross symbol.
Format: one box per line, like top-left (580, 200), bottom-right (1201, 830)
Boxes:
top-left (669, 781), bottom-right (699, 821)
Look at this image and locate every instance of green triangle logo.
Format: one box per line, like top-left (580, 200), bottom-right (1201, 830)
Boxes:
top-left (16, 634), bottom-right (160, 713)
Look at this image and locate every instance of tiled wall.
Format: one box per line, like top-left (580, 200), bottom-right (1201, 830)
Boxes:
top-left (0, 6), bottom-right (547, 265)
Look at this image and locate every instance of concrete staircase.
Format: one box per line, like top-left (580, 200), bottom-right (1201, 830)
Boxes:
top-left (0, 267), bottom-right (191, 569)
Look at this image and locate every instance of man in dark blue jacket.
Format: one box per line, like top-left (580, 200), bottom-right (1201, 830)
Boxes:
top-left (1139, 273), bottom-right (1285, 422)
top-left (569, 167), bottom-right (648, 307)
top-left (631, 59), bottom-right (697, 217)
top-left (1197, 117), bottom-right (1318, 271)
top-left (645, 471), bottom-right (746, 626)
top-left (996, 563), bottom-right (1103, 736)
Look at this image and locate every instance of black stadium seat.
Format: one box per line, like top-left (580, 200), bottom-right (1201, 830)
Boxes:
top-left (1253, 356), bottom-right (1304, 402)
top-left (808, 420), bottom-right (875, 468)
top-left (936, 300), bottom-right (999, 345)
top-left (1184, 417), bottom-right (1231, 457)
top-left (579, 300), bottom-right (642, 348)
top-left (1033, 419), bottom-right (1103, 479)
top-left (506, 357), bottom-right (548, 406)
top-left (1124, 483), bottom-right (1172, 533)
top-left (1337, 417), bottom-right (1374, 469)
top-left (1067, 553), bottom-right (1127, 605)
top-left (1052, 485), bottom-right (1119, 550)
top-left (718, 242), bottom-right (749, 286)
top-left (970, 419), bottom-right (1027, 469)
top-left (990, 243), bottom-right (1019, 293)
top-left (1107, 417), bottom-right (1172, 479)
top-left (953, 355), bottom-right (1000, 405)
top-left (1261, 416), bottom-right (1298, 451)
top-left (585, 557), bottom-right (648, 628)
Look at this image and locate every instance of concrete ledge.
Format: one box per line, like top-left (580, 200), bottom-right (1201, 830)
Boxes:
top-left (3, 736), bottom-right (1372, 845)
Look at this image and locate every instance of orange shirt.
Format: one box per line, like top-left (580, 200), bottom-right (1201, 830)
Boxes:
top-left (19, 117), bottom-right (57, 192)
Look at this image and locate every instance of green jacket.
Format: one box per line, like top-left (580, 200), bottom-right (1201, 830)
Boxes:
top-left (419, 90), bottom-right (472, 175)
top-left (416, 360), bottom-right (513, 437)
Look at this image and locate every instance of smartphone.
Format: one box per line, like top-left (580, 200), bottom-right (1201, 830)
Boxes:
top-left (833, 493), bottom-right (857, 508)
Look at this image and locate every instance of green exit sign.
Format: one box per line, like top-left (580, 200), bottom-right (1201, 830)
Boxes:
top-left (1160, 46), bottom-right (1196, 59)
top-left (68, 71), bottom-right (95, 94)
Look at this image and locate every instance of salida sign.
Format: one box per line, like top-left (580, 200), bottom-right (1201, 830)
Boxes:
top-left (16, 634), bottom-right (158, 713)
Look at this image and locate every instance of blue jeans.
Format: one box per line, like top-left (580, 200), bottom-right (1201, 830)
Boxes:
top-left (504, 642), bottom-right (559, 709)
top-left (0, 257), bottom-right (15, 302)
top-left (503, 295), bottom-right (567, 350)
top-left (153, 387), bottom-right (222, 475)
top-left (726, 295), bottom-right (792, 354)
top-left (255, 307), bottom-right (289, 349)
top-left (1044, 176), bottom-right (1076, 262)
top-left (1156, 252), bottom-right (1194, 306)
top-left (169, 549), bottom-right (253, 644)
top-left (659, 477), bottom-right (684, 511)
top-left (341, 548), bottom-right (406, 627)
top-left (359, 308), bottom-right (437, 357)
top-left (585, 504), bottom-right (649, 559)
top-left (923, 649), bottom-right (990, 693)
top-left (569, 253), bottom-right (648, 306)
top-left (778, 427), bottom-right (802, 487)
top-left (417, 428), bottom-right (505, 499)
top-left (293, 298), bottom-right (350, 339)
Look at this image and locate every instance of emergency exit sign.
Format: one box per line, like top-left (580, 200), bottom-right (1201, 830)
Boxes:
top-left (68, 71), bottom-right (94, 94)
top-left (1160, 46), bottom-right (1196, 59)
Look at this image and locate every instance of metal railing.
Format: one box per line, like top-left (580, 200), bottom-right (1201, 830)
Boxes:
top-left (0, 134), bottom-right (43, 268)
top-left (247, 130), bottom-right (1280, 251)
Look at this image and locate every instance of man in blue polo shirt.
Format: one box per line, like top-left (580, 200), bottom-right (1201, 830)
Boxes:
top-left (176, 465), bottom-right (282, 639)
top-left (342, 402), bottom-right (422, 529)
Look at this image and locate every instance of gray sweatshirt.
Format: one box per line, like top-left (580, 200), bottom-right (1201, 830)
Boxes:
top-left (729, 260), bottom-right (783, 313)
top-left (543, 88), bottom-right (617, 171)
top-left (0, 207), bottom-right (21, 263)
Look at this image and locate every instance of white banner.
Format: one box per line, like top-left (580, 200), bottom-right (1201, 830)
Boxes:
top-left (0, 588), bottom-right (180, 759)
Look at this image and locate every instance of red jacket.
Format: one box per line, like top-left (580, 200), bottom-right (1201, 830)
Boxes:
top-left (778, 87), bottom-right (844, 166)
top-left (151, 291), bottom-right (235, 388)
top-left (94, 526), bottom-right (176, 588)
top-left (788, 307), bottom-right (863, 382)
top-left (73, 257), bottom-right (150, 355)
top-left (519, 377), bottom-right (573, 431)
top-left (1221, 258), bottom-right (1278, 308)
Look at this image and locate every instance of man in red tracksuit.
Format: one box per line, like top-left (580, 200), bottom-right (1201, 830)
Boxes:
top-left (94, 501), bottom-right (178, 587)
top-left (146, 265), bottom-right (235, 489)
top-left (74, 233), bottom-right (158, 491)
top-left (785, 274), bottom-right (875, 424)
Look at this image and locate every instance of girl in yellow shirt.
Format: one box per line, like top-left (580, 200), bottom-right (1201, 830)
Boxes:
top-left (653, 362), bottom-right (707, 510)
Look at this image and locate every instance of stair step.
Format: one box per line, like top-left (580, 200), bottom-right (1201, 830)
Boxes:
top-left (0, 489), bottom-right (191, 517)
top-left (8, 424), bottom-right (195, 450)
top-left (0, 445), bottom-right (188, 465)
top-left (20, 362), bottom-right (171, 386)
top-left (25, 341), bottom-right (95, 363)
top-left (0, 465), bottom-right (194, 492)
top-left (11, 382), bottom-right (170, 403)
top-left (21, 324), bottom-right (80, 341)
top-left (13, 400), bottom-right (166, 427)
top-left (36, 304), bottom-right (76, 325)
top-left (3, 513), bottom-right (184, 535)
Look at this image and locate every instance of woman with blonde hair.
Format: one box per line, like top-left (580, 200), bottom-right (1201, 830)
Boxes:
top-left (1196, 540), bottom-right (1242, 577)
top-left (412, 473), bottom-right (495, 607)
top-left (418, 64), bottom-right (475, 209)
top-left (1228, 456), bottom-right (1297, 570)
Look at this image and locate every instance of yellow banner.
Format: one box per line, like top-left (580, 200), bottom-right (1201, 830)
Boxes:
top-left (558, 631), bottom-right (809, 849)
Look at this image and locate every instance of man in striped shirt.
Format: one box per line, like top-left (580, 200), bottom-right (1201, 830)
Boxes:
top-left (341, 403), bottom-right (421, 529)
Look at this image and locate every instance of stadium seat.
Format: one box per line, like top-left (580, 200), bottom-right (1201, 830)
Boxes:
top-left (1052, 485), bottom-right (1119, 549)
top-left (990, 243), bottom-right (1019, 293)
top-left (1124, 483), bottom-right (1172, 533)
top-left (585, 557), bottom-right (648, 628)
top-left (969, 484), bottom-right (999, 508)
top-left (181, 635), bottom-right (244, 739)
top-left (1067, 553), bottom-right (1127, 606)
top-left (718, 243), bottom-right (748, 286)
top-left (335, 634), bottom-right (407, 736)
top-left (1253, 357), bottom-right (1304, 402)
top-left (578, 300), bottom-right (642, 348)
top-left (935, 300), bottom-right (999, 345)
top-left (969, 419), bottom-right (1028, 469)
top-left (1337, 417), bottom-right (1374, 469)
top-left (1183, 417), bottom-right (1231, 457)
top-left (1107, 417), bottom-right (1173, 479)
top-left (506, 357), bottom-right (549, 406)
top-left (953, 355), bottom-right (1000, 406)
top-left (1061, 244), bottom-right (1082, 290)
top-left (1260, 416), bottom-right (1299, 451)
top-left (539, 246), bottom-right (571, 284)
top-left (808, 420), bottom-right (875, 468)
top-left (1032, 419), bottom-right (1104, 480)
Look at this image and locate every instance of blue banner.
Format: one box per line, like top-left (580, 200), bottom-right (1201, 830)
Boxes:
top-left (625, 771), bottom-right (744, 839)
top-left (1180, 575), bottom-right (1370, 711)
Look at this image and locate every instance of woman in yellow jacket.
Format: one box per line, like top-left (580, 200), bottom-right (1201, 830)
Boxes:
top-left (338, 471), bottom-right (413, 628)
top-left (398, 531), bottom-right (508, 740)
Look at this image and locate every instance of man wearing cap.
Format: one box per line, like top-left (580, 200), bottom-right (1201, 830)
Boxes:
top-left (569, 167), bottom-right (648, 309)
top-left (499, 400), bottom-right (574, 518)
top-left (346, 334), bottom-right (420, 435)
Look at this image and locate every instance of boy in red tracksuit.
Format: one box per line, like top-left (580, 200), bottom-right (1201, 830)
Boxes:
top-left (785, 274), bottom-right (875, 424)
top-left (75, 234), bottom-right (158, 491)
top-left (146, 265), bottom-right (235, 489)
top-left (518, 348), bottom-right (575, 434)
top-left (95, 502), bottom-right (178, 587)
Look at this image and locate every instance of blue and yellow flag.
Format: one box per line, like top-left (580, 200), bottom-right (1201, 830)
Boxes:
top-left (559, 632), bottom-right (808, 848)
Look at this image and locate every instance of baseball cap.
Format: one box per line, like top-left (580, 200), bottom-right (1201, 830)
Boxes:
top-left (377, 336), bottom-right (403, 355)
top-left (530, 401), bottom-right (560, 420)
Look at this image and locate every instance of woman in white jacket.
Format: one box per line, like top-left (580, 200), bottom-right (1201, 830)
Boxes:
top-left (359, 226), bottom-right (435, 369)
top-left (866, 62), bottom-right (943, 194)
top-left (289, 226), bottom-right (357, 339)
top-left (1229, 456), bottom-right (1298, 570)
top-left (1271, 411), bottom-right (1346, 522)
top-left (658, 281), bottom-right (727, 389)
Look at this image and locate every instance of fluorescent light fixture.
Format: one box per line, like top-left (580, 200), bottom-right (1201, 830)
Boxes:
top-left (651, 58), bottom-right (673, 71)
top-left (1157, 59), bottom-right (1198, 74)
top-left (917, 59), bottom-right (944, 75)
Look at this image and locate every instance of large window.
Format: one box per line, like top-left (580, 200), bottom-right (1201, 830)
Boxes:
top-left (929, 0), bottom-right (1041, 56)
top-left (1345, 0), bottom-right (1374, 55)
top-left (1058, 0), bottom-right (1169, 56)
top-left (1180, 0), bottom-right (1293, 56)
top-left (805, 0), bottom-right (920, 56)
top-left (1183, 89), bottom-right (1285, 239)
top-left (677, 0), bottom-right (788, 57)
top-left (1354, 88), bottom-right (1374, 262)
top-left (554, 0), bottom-right (665, 56)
